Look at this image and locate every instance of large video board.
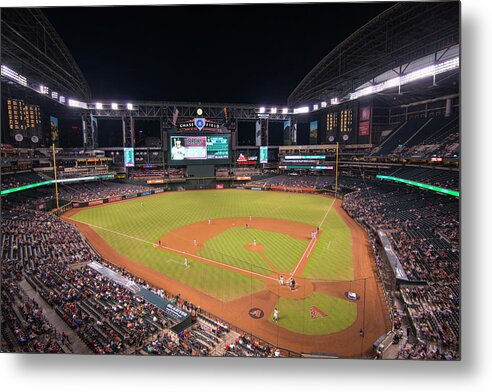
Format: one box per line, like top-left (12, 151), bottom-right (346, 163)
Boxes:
top-left (168, 134), bottom-right (230, 165)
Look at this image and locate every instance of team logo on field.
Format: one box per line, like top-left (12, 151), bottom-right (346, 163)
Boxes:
top-left (248, 308), bottom-right (264, 319)
top-left (310, 306), bottom-right (328, 319)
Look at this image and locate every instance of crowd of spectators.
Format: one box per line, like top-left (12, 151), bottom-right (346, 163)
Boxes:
top-left (385, 166), bottom-right (459, 190)
top-left (370, 114), bottom-right (459, 159)
top-left (245, 173), bottom-right (374, 193)
top-left (224, 334), bottom-right (275, 357)
top-left (1, 171), bottom-right (45, 191)
top-left (395, 129), bottom-right (459, 160)
top-left (129, 169), bottom-right (165, 180)
top-left (1, 267), bottom-right (69, 353)
top-left (57, 182), bottom-right (155, 202)
top-left (246, 174), bottom-right (334, 189)
top-left (1, 205), bottom-right (284, 356)
top-left (342, 182), bottom-right (459, 359)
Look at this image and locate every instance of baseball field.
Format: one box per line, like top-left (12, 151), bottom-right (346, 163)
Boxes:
top-left (63, 189), bottom-right (389, 356)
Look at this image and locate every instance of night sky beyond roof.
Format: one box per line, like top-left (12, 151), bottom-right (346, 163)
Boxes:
top-left (43, 2), bottom-right (394, 104)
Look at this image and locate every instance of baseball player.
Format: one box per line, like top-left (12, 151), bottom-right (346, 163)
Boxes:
top-left (273, 307), bottom-right (279, 322)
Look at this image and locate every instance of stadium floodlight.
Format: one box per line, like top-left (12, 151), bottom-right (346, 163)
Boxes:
top-left (40, 85), bottom-right (49, 94)
top-left (331, 98), bottom-right (339, 105)
top-left (271, 107), bottom-right (277, 114)
top-left (51, 91), bottom-right (58, 99)
top-left (282, 108), bottom-right (289, 114)
top-left (349, 57), bottom-right (460, 101)
top-left (321, 101), bottom-right (327, 108)
top-left (1, 65), bottom-right (28, 86)
top-left (259, 107), bottom-right (266, 114)
top-left (293, 106), bottom-right (309, 114)
top-left (111, 103), bottom-right (119, 110)
top-left (127, 103), bottom-right (134, 110)
top-left (95, 102), bottom-right (103, 110)
top-left (313, 104), bottom-right (319, 111)
top-left (68, 99), bottom-right (88, 109)
top-left (59, 96), bottom-right (65, 104)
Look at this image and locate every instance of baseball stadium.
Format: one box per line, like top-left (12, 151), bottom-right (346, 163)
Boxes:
top-left (1, 2), bottom-right (460, 359)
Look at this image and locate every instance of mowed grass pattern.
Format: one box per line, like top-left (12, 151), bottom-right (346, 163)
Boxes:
top-left (270, 292), bottom-right (357, 335)
top-left (303, 210), bottom-right (353, 280)
top-left (70, 190), bottom-right (353, 301)
top-left (199, 227), bottom-right (308, 275)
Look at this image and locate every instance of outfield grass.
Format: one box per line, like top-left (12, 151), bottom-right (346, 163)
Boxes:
top-left (270, 292), bottom-right (357, 335)
top-left (70, 189), bottom-right (353, 302)
top-left (199, 227), bottom-right (308, 274)
top-left (302, 210), bottom-right (353, 280)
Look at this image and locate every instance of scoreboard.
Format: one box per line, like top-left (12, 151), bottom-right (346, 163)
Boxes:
top-left (7, 98), bottom-right (41, 131)
top-left (168, 134), bottom-right (230, 165)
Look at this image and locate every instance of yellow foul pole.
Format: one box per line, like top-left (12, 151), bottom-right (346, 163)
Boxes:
top-left (52, 144), bottom-right (59, 210)
top-left (335, 142), bottom-right (339, 198)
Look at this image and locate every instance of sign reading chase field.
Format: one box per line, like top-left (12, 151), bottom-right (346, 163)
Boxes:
top-left (88, 262), bottom-right (190, 322)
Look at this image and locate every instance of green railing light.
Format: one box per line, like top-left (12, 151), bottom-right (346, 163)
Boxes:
top-left (376, 175), bottom-right (459, 197)
top-left (1, 174), bottom-right (116, 196)
top-left (0, 180), bottom-right (53, 195)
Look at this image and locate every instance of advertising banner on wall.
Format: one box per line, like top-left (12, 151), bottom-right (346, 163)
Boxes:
top-left (291, 120), bottom-right (297, 145)
top-left (309, 120), bottom-right (318, 144)
top-left (50, 116), bottom-right (59, 147)
top-left (359, 121), bottom-right (370, 136)
top-left (124, 147), bottom-right (135, 167)
top-left (260, 146), bottom-right (268, 163)
top-left (359, 106), bottom-right (372, 137)
top-left (283, 119), bottom-right (291, 146)
top-left (255, 120), bottom-right (261, 146)
top-left (90, 113), bottom-right (98, 146)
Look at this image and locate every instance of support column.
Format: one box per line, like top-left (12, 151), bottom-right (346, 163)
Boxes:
top-left (445, 98), bottom-right (452, 117)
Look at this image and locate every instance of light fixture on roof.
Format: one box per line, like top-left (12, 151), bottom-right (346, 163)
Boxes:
top-left (68, 99), bottom-right (88, 109)
top-left (95, 102), bottom-right (103, 110)
top-left (313, 104), bottom-right (319, 111)
top-left (282, 108), bottom-right (289, 114)
top-left (271, 107), bottom-right (277, 114)
top-left (259, 107), bottom-right (265, 114)
top-left (349, 57), bottom-right (459, 100)
top-left (1, 65), bottom-right (27, 86)
top-left (293, 106), bottom-right (309, 114)
top-left (111, 103), bottom-right (118, 110)
top-left (331, 98), bottom-right (339, 105)
top-left (127, 103), bottom-right (133, 110)
top-left (321, 101), bottom-right (327, 108)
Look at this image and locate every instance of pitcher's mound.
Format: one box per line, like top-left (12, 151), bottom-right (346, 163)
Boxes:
top-left (245, 243), bottom-right (265, 252)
